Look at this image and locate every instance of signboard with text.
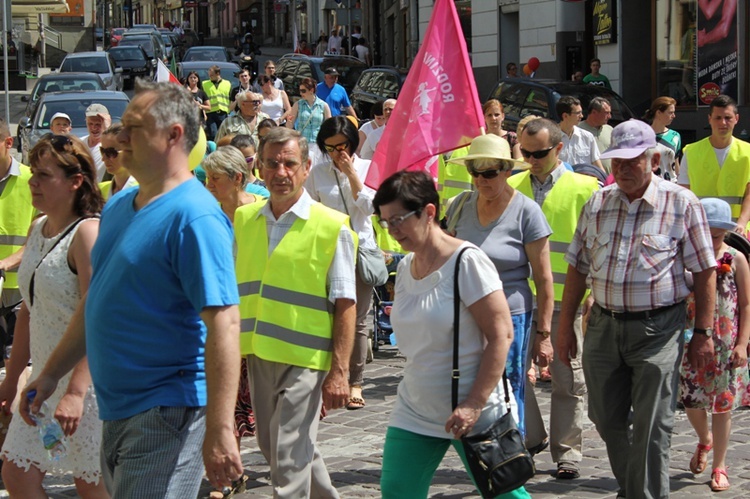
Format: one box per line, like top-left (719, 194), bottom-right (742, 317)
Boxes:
top-left (592, 0), bottom-right (616, 46)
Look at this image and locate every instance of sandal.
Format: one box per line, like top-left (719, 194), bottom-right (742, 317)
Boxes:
top-left (555, 461), bottom-right (580, 480)
top-left (689, 441), bottom-right (713, 474)
top-left (710, 468), bottom-right (730, 492)
top-left (539, 367), bottom-right (552, 382)
top-left (209, 474), bottom-right (249, 498)
top-left (346, 396), bottom-right (366, 410)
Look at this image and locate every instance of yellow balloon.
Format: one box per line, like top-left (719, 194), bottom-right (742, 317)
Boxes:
top-left (188, 127), bottom-right (207, 171)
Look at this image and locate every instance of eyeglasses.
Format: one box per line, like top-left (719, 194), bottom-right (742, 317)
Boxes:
top-left (468, 167), bottom-right (503, 179)
top-left (101, 147), bottom-right (119, 158)
top-left (378, 210), bottom-right (418, 230)
top-left (520, 146), bottom-right (555, 159)
top-left (323, 141), bottom-right (349, 153)
top-left (245, 156), bottom-right (254, 165)
top-left (299, 88), bottom-right (308, 94)
top-left (245, 99), bottom-right (261, 105)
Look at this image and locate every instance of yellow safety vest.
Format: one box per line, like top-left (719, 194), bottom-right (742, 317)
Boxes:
top-left (0, 165), bottom-right (35, 290)
top-left (235, 200), bottom-right (355, 371)
top-left (509, 170), bottom-right (598, 302)
top-left (371, 215), bottom-right (403, 253)
top-left (202, 79), bottom-right (232, 114)
top-left (684, 137), bottom-right (750, 221)
top-left (437, 147), bottom-right (473, 218)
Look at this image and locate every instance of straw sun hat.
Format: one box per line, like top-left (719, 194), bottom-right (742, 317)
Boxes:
top-left (448, 134), bottom-right (529, 170)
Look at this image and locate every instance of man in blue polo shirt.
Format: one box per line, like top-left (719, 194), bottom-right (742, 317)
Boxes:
top-left (317, 67), bottom-right (358, 119)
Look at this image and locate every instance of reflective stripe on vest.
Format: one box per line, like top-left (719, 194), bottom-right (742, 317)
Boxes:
top-left (0, 166), bottom-right (35, 290)
top-left (203, 79), bottom-right (232, 113)
top-left (509, 169), bottom-right (598, 302)
top-left (234, 200), bottom-right (355, 370)
top-left (685, 138), bottom-right (750, 221)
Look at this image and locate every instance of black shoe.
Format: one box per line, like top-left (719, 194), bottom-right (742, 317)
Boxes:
top-left (527, 437), bottom-right (549, 456)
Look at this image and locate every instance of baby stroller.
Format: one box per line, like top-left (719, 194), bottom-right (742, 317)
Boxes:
top-left (371, 253), bottom-right (403, 351)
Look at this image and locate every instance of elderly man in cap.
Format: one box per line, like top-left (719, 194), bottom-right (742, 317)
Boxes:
top-left (316, 67), bottom-right (357, 119)
top-left (83, 103), bottom-right (111, 181)
top-left (50, 112), bottom-right (72, 135)
top-left (558, 119), bottom-right (717, 499)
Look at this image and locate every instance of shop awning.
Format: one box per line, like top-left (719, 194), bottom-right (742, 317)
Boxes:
top-left (11, 0), bottom-right (69, 14)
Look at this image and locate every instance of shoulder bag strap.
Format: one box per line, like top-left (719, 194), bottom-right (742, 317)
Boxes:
top-left (446, 190), bottom-right (471, 236)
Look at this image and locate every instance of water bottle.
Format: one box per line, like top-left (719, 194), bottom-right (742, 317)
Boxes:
top-left (26, 389), bottom-right (67, 461)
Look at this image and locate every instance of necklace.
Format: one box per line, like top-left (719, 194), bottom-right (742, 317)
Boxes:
top-left (414, 238), bottom-right (442, 280)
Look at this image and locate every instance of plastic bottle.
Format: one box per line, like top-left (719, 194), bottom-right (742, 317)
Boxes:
top-left (26, 389), bottom-right (67, 461)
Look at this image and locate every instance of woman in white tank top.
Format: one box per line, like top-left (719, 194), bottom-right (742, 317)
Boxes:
top-left (259, 75), bottom-right (291, 124)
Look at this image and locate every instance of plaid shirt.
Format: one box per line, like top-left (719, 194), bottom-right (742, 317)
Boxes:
top-left (565, 176), bottom-right (715, 312)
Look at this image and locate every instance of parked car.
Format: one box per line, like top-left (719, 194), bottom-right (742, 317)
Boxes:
top-left (17, 90), bottom-right (130, 163)
top-left (487, 78), bottom-right (636, 131)
top-left (161, 33), bottom-right (182, 61)
top-left (350, 66), bottom-right (407, 120)
top-left (182, 46), bottom-right (234, 63)
top-left (275, 53), bottom-right (367, 102)
top-left (109, 27), bottom-right (127, 47)
top-left (117, 35), bottom-right (164, 65)
top-left (122, 30), bottom-right (167, 62)
top-left (58, 52), bottom-right (123, 92)
top-left (177, 61), bottom-right (241, 89)
top-left (108, 45), bottom-right (157, 89)
top-left (21, 72), bottom-right (106, 117)
top-left (131, 23), bottom-right (158, 31)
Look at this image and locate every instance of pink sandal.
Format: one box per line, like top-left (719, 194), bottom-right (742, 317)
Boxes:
top-left (689, 441), bottom-right (712, 474)
top-left (710, 468), bottom-right (730, 492)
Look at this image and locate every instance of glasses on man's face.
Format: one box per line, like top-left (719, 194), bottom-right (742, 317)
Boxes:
top-left (323, 141), bottom-right (349, 153)
top-left (245, 99), bottom-right (262, 105)
top-left (378, 210), bottom-right (417, 230)
top-left (520, 146), bottom-right (555, 160)
top-left (468, 167), bottom-right (503, 179)
top-left (101, 147), bottom-right (119, 158)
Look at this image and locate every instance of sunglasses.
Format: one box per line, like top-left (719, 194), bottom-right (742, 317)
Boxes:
top-left (468, 167), bottom-right (503, 179)
top-left (299, 88), bottom-right (309, 94)
top-left (324, 141), bottom-right (349, 153)
top-left (245, 156), bottom-right (254, 165)
top-left (101, 147), bottom-right (119, 158)
top-left (520, 145), bottom-right (555, 159)
top-left (378, 210), bottom-right (418, 230)
top-left (244, 99), bottom-right (261, 105)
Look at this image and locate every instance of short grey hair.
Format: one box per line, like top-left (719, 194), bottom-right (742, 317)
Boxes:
top-left (237, 91), bottom-right (262, 104)
top-left (258, 127), bottom-right (309, 166)
top-left (134, 80), bottom-right (200, 154)
top-left (588, 97), bottom-right (611, 113)
top-left (201, 146), bottom-right (250, 188)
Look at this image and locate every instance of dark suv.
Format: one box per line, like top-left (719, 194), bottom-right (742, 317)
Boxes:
top-left (488, 78), bottom-right (636, 131)
top-left (275, 54), bottom-right (367, 102)
top-left (350, 66), bottom-right (407, 120)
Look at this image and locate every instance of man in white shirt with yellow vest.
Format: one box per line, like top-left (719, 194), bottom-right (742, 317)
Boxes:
top-left (678, 94), bottom-right (750, 235)
top-left (234, 127), bottom-right (357, 497)
top-left (0, 119), bottom-right (35, 361)
top-left (510, 118), bottom-right (599, 480)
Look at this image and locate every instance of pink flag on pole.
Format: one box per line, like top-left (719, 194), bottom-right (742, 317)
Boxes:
top-left (364, 0), bottom-right (484, 189)
top-left (156, 58), bottom-right (181, 85)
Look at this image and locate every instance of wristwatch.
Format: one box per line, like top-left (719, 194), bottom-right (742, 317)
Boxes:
top-left (693, 328), bottom-right (714, 338)
top-left (536, 330), bottom-right (551, 339)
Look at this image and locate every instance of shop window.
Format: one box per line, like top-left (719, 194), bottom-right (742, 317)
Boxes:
top-left (455, 0), bottom-right (471, 53)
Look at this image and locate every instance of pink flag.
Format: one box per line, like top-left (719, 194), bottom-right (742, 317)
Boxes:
top-left (364, 0), bottom-right (483, 188)
top-left (156, 58), bottom-right (181, 85)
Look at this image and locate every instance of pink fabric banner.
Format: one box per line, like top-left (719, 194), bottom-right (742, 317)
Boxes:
top-left (364, 0), bottom-right (484, 188)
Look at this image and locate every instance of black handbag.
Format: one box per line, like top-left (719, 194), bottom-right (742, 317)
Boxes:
top-left (451, 247), bottom-right (535, 498)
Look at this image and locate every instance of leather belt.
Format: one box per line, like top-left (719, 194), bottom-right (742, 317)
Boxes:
top-left (596, 302), bottom-right (684, 321)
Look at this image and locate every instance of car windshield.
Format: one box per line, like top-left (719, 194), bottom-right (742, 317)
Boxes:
top-left (119, 38), bottom-right (155, 58)
top-left (37, 99), bottom-right (129, 130)
top-left (33, 78), bottom-right (103, 101)
top-left (111, 48), bottom-right (146, 62)
top-left (61, 57), bottom-right (109, 74)
top-left (183, 49), bottom-right (225, 62)
top-left (320, 61), bottom-right (366, 92)
top-left (161, 35), bottom-right (172, 47)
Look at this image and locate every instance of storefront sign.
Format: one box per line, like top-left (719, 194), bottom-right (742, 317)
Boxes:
top-left (184, 1), bottom-right (197, 6)
top-left (696, 1), bottom-right (738, 105)
top-left (592, 0), bottom-right (616, 45)
top-left (49, 0), bottom-right (83, 17)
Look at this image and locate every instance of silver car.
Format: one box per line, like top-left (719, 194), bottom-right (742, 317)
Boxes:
top-left (58, 52), bottom-right (124, 91)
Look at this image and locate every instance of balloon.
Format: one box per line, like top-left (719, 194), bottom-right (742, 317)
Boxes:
top-left (523, 64), bottom-right (533, 76)
top-left (528, 57), bottom-right (540, 71)
top-left (188, 127), bottom-right (207, 171)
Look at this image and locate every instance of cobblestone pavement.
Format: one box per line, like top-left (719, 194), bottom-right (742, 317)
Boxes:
top-left (3, 345), bottom-right (746, 498)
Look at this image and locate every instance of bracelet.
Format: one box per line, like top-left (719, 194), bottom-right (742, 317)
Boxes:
top-left (536, 330), bottom-right (551, 339)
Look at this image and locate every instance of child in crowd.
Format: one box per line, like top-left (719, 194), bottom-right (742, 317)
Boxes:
top-left (680, 198), bottom-right (750, 493)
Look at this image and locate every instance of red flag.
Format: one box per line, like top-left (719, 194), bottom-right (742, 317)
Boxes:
top-left (156, 58), bottom-right (181, 85)
top-left (364, 0), bottom-right (483, 188)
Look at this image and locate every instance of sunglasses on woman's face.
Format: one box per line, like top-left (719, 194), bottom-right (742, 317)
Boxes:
top-left (299, 88), bottom-right (309, 94)
top-left (323, 141), bottom-right (349, 153)
top-left (468, 167), bottom-right (503, 179)
top-left (101, 147), bottom-right (119, 158)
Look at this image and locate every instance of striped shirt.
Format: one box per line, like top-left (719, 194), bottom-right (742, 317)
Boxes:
top-left (565, 176), bottom-right (715, 312)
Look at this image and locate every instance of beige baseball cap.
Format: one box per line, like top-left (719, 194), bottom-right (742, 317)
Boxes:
top-left (85, 103), bottom-right (110, 118)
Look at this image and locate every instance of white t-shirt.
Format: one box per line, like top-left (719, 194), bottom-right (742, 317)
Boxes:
top-left (560, 126), bottom-right (601, 166)
top-left (360, 125), bottom-right (385, 160)
top-left (355, 45), bottom-right (369, 63)
top-left (677, 142), bottom-right (732, 185)
top-left (82, 135), bottom-right (106, 182)
top-left (359, 120), bottom-right (379, 138)
top-left (389, 242), bottom-right (518, 439)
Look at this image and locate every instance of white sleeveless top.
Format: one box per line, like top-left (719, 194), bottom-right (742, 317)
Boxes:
top-left (1, 216), bottom-right (102, 483)
top-left (262, 91), bottom-right (285, 122)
